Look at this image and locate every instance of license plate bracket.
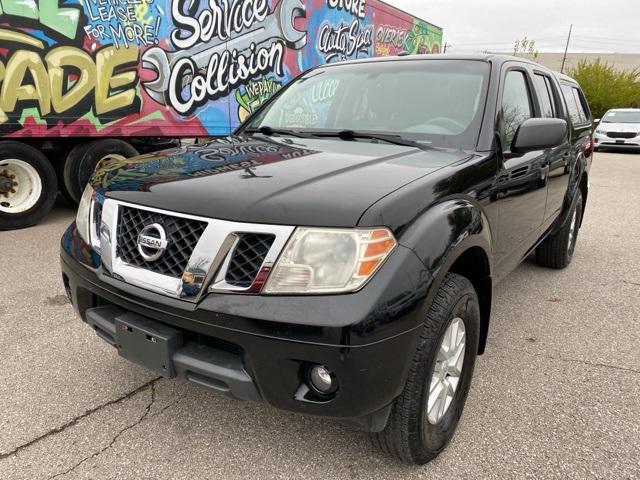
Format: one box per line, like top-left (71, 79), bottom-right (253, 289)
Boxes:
top-left (616, 139), bottom-right (625, 144)
top-left (115, 313), bottom-right (183, 378)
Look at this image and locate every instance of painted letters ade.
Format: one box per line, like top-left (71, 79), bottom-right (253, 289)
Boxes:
top-left (0, 0), bottom-right (442, 138)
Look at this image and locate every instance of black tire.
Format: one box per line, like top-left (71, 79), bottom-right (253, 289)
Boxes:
top-left (535, 191), bottom-right (583, 269)
top-left (50, 146), bottom-right (77, 206)
top-left (63, 139), bottom-right (138, 203)
top-left (371, 273), bottom-right (480, 464)
top-left (0, 141), bottom-right (58, 230)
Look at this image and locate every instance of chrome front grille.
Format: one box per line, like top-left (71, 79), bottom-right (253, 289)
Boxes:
top-left (98, 199), bottom-right (295, 301)
top-left (225, 234), bottom-right (276, 288)
top-left (117, 206), bottom-right (207, 278)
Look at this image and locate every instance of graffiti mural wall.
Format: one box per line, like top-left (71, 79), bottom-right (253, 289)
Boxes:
top-left (0, 0), bottom-right (442, 137)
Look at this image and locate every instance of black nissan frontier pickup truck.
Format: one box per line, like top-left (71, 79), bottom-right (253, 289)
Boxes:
top-left (61, 55), bottom-right (593, 464)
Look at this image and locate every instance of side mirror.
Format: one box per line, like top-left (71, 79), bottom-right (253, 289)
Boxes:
top-left (511, 118), bottom-right (567, 153)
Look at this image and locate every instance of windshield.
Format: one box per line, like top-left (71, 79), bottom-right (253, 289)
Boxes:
top-left (242, 60), bottom-right (490, 150)
top-left (602, 110), bottom-right (640, 123)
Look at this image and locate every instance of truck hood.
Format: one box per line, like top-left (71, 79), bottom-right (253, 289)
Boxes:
top-left (93, 136), bottom-right (471, 227)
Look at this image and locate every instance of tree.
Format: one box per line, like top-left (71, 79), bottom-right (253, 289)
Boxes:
top-left (568, 59), bottom-right (640, 119)
top-left (512, 37), bottom-right (539, 60)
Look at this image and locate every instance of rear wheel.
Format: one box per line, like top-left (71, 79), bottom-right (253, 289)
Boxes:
top-left (536, 191), bottom-right (583, 269)
top-left (0, 142), bottom-right (58, 230)
top-left (63, 139), bottom-right (138, 203)
top-left (370, 273), bottom-right (480, 464)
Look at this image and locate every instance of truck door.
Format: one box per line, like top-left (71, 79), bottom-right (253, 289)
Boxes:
top-left (495, 67), bottom-right (549, 268)
top-left (533, 73), bottom-right (571, 221)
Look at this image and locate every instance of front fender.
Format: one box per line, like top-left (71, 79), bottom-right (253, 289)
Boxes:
top-left (397, 199), bottom-right (494, 353)
top-left (398, 198), bottom-right (493, 277)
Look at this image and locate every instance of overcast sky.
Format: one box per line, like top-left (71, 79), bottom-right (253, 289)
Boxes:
top-left (394, 0), bottom-right (640, 54)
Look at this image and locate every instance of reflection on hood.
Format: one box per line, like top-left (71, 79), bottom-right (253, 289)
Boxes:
top-left (90, 136), bottom-right (317, 195)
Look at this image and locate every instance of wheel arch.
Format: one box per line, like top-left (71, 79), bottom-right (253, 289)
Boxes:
top-left (398, 198), bottom-right (494, 354)
top-left (448, 246), bottom-right (492, 354)
top-left (578, 170), bottom-right (588, 228)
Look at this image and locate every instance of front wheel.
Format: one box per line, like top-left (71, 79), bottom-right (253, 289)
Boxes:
top-left (371, 273), bottom-right (480, 464)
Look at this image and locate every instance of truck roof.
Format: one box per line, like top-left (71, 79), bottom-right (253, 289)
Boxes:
top-left (322, 53), bottom-right (547, 66)
top-left (323, 53), bottom-right (582, 85)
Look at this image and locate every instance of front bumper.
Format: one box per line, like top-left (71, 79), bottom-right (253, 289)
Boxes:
top-left (593, 133), bottom-right (640, 150)
top-left (61, 225), bottom-right (431, 431)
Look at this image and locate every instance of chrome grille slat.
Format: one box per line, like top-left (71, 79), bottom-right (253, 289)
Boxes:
top-left (99, 199), bottom-right (296, 301)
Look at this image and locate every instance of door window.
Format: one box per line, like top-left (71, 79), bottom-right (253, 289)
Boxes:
top-left (571, 88), bottom-right (589, 123)
top-left (562, 85), bottom-right (589, 125)
top-left (533, 74), bottom-right (558, 118)
top-left (501, 71), bottom-right (533, 149)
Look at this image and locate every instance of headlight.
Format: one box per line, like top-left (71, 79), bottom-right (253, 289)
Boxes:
top-left (595, 129), bottom-right (607, 135)
top-left (76, 185), bottom-right (101, 250)
top-left (264, 227), bottom-right (396, 294)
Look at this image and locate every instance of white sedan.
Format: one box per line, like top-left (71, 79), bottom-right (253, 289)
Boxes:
top-left (594, 108), bottom-right (640, 151)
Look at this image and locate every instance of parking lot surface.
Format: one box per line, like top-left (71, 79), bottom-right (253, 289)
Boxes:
top-left (1, 152), bottom-right (639, 479)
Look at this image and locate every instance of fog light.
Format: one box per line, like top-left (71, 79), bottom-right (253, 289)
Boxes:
top-left (308, 365), bottom-right (337, 395)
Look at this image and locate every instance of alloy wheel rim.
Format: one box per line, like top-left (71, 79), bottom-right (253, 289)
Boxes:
top-left (427, 317), bottom-right (466, 425)
top-left (0, 159), bottom-right (42, 213)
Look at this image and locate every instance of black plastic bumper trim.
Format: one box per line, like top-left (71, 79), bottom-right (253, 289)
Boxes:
top-left (85, 306), bottom-right (261, 402)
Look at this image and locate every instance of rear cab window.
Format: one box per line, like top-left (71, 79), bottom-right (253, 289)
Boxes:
top-left (533, 73), bottom-right (561, 119)
top-left (561, 84), bottom-right (591, 126)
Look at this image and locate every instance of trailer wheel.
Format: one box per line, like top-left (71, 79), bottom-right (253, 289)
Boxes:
top-left (0, 142), bottom-right (58, 230)
top-left (64, 140), bottom-right (138, 203)
top-left (50, 147), bottom-right (77, 206)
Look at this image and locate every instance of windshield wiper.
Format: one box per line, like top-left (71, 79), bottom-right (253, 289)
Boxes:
top-left (312, 130), bottom-right (432, 150)
top-left (243, 126), bottom-right (311, 138)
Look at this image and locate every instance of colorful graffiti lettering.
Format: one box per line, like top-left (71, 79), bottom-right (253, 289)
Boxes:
top-left (236, 76), bottom-right (283, 121)
top-left (84, 0), bottom-right (160, 49)
top-left (375, 21), bottom-right (441, 57)
top-left (327, 0), bottom-right (366, 19)
top-left (1, 0), bottom-right (443, 137)
top-left (317, 19), bottom-right (373, 61)
top-left (0, 0), bottom-right (142, 128)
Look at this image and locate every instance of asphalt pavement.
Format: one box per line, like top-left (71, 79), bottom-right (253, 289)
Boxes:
top-left (1, 152), bottom-right (638, 479)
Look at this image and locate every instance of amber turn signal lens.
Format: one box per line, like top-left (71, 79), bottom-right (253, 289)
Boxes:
top-left (357, 229), bottom-right (396, 277)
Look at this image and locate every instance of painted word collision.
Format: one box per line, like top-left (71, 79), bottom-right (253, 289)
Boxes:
top-left (167, 0), bottom-right (286, 115)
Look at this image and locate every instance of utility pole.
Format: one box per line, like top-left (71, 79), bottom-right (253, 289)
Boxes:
top-left (443, 42), bottom-right (448, 53)
top-left (561, 24), bottom-right (573, 74)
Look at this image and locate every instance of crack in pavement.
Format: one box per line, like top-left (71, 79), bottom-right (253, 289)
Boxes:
top-left (0, 377), bottom-right (161, 461)
top-left (47, 383), bottom-right (158, 479)
top-left (489, 341), bottom-right (640, 375)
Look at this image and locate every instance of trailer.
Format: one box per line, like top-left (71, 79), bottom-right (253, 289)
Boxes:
top-left (0, 0), bottom-right (442, 229)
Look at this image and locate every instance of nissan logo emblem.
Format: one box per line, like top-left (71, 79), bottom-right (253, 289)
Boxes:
top-left (137, 223), bottom-right (168, 261)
